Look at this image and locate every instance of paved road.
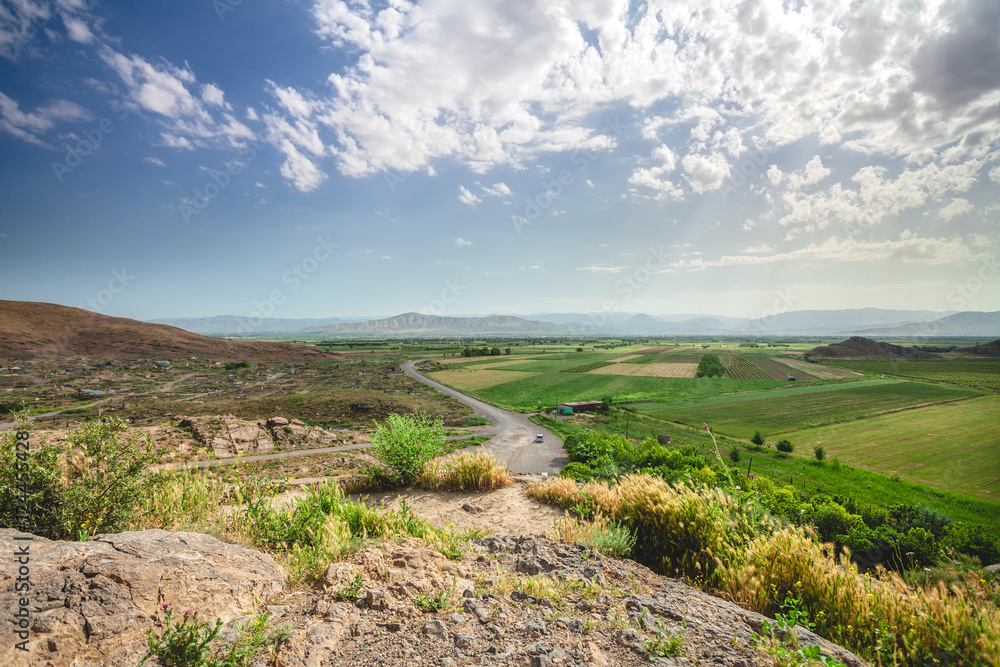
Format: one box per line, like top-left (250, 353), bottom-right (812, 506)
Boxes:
top-left (402, 360), bottom-right (566, 474)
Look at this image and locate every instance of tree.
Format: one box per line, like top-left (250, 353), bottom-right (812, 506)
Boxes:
top-left (728, 445), bottom-right (741, 463)
top-left (814, 445), bottom-right (825, 461)
top-left (750, 431), bottom-right (765, 448)
top-left (371, 413), bottom-right (444, 485)
top-left (776, 438), bottom-right (794, 454)
top-left (695, 354), bottom-right (725, 378)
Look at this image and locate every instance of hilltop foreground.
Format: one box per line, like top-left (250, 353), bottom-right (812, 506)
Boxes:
top-left (0, 301), bottom-right (338, 361)
top-left (0, 524), bottom-right (862, 667)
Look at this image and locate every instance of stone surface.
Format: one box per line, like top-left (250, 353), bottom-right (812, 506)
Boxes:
top-left (0, 529), bottom-right (284, 667)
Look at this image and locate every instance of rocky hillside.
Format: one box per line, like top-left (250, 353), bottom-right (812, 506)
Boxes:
top-left (0, 300), bottom-right (340, 362)
top-left (956, 339), bottom-right (1000, 357)
top-left (1, 529), bottom-right (864, 667)
top-left (807, 336), bottom-right (938, 360)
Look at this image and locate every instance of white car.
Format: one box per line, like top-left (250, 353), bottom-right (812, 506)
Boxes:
top-left (535, 433), bottom-right (544, 442)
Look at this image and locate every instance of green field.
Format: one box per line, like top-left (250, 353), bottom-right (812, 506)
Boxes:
top-left (627, 380), bottom-right (984, 439)
top-left (823, 358), bottom-right (1000, 392)
top-left (788, 395), bottom-right (1000, 500)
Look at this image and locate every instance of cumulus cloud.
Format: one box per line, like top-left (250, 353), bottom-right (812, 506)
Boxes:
top-left (457, 185), bottom-right (481, 207)
top-left (682, 153), bottom-right (730, 194)
top-left (100, 49), bottom-right (254, 149)
top-left (481, 182), bottom-right (511, 197)
top-left (938, 198), bottom-right (974, 221)
top-left (455, 237), bottom-right (473, 246)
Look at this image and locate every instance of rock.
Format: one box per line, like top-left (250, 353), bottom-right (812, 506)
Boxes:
top-left (984, 563), bottom-right (1000, 575)
top-left (364, 588), bottom-right (390, 611)
top-left (454, 633), bottom-right (475, 648)
top-left (0, 529), bottom-right (283, 667)
top-left (462, 503), bottom-right (485, 514)
top-left (522, 618), bottom-right (548, 638)
top-left (267, 416), bottom-right (290, 427)
top-left (424, 619), bottom-right (448, 636)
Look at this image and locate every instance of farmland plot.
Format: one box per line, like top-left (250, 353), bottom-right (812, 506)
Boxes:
top-left (430, 369), bottom-right (541, 391)
top-left (720, 356), bottom-right (771, 380)
top-left (588, 362), bottom-right (698, 378)
top-left (780, 357), bottom-right (860, 379)
top-left (752, 358), bottom-right (818, 380)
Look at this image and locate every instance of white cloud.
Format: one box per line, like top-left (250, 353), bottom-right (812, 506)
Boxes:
top-left (0, 92), bottom-right (91, 144)
top-left (662, 234), bottom-right (978, 272)
top-left (481, 182), bottom-right (511, 197)
top-left (577, 264), bottom-right (625, 273)
top-left (277, 139), bottom-right (326, 191)
top-left (61, 14), bottom-right (92, 43)
top-left (457, 185), bottom-right (481, 207)
top-left (101, 49), bottom-right (253, 149)
top-left (938, 198), bottom-right (974, 221)
top-left (455, 237), bottom-right (473, 246)
top-left (682, 153), bottom-right (730, 194)
top-left (629, 144), bottom-right (683, 199)
top-left (785, 156), bottom-right (832, 191)
top-left (144, 156), bottom-right (166, 167)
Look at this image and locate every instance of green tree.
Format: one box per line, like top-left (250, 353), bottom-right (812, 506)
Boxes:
top-left (813, 445), bottom-right (825, 461)
top-left (370, 413), bottom-right (444, 485)
top-left (776, 438), bottom-right (794, 454)
top-left (695, 354), bottom-right (725, 378)
top-left (750, 431), bottom-right (765, 448)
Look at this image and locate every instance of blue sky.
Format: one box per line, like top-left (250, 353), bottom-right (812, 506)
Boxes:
top-left (1, 0), bottom-right (998, 322)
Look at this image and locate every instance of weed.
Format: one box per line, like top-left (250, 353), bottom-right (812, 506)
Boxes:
top-left (331, 573), bottom-right (365, 602)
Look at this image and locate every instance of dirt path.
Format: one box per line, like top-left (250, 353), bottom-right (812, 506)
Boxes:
top-left (402, 361), bottom-right (567, 474)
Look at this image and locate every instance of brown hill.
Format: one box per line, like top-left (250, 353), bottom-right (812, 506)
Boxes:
top-left (807, 335), bottom-right (938, 360)
top-left (0, 301), bottom-right (339, 362)
top-left (956, 339), bottom-right (1000, 357)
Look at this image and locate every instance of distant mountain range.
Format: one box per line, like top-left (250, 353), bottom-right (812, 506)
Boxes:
top-left (147, 308), bottom-right (1000, 338)
top-left (299, 312), bottom-right (564, 336)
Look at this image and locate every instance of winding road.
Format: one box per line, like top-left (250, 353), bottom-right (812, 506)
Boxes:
top-left (402, 361), bottom-right (566, 474)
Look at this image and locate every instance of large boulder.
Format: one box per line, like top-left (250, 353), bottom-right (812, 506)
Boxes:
top-left (177, 414), bottom-right (274, 456)
top-left (0, 529), bottom-right (284, 667)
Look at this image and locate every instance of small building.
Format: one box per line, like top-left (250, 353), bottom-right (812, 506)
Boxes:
top-left (786, 376), bottom-right (796, 381)
top-left (155, 360), bottom-right (171, 367)
top-left (558, 401), bottom-right (604, 415)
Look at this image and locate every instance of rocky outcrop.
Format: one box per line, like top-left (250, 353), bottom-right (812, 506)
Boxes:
top-left (176, 414), bottom-right (343, 456)
top-left (0, 529), bottom-right (284, 667)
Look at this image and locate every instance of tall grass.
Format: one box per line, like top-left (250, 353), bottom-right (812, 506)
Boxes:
top-left (528, 474), bottom-right (1000, 666)
top-left (417, 449), bottom-right (512, 492)
top-left (130, 470), bottom-right (485, 585)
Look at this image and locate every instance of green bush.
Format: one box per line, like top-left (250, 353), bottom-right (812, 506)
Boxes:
top-left (776, 438), bottom-right (794, 454)
top-left (813, 445), bottom-right (825, 461)
top-left (371, 412), bottom-right (445, 485)
top-left (1, 417), bottom-right (154, 539)
top-left (560, 462), bottom-right (594, 483)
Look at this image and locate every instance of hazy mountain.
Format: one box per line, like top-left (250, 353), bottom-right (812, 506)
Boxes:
top-left (151, 315), bottom-right (351, 335)
top-left (856, 311), bottom-right (1000, 337)
top-left (299, 312), bottom-right (565, 336)
top-left (742, 308), bottom-right (948, 335)
top-left (0, 301), bottom-right (339, 361)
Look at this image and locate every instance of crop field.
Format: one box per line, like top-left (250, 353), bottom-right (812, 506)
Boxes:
top-left (428, 369), bottom-right (541, 391)
top-left (779, 357), bottom-right (861, 380)
top-left (751, 357), bottom-right (817, 380)
top-left (628, 380), bottom-right (984, 439)
top-left (790, 395), bottom-right (1000, 500)
top-left (823, 359), bottom-right (1000, 392)
top-left (720, 355), bottom-right (771, 380)
top-left (588, 362), bottom-right (697, 378)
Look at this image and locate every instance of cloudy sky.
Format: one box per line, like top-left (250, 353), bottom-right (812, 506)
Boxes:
top-left (1, 0), bottom-right (998, 322)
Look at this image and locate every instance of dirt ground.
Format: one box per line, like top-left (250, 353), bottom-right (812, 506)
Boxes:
top-left (274, 477), bottom-right (567, 537)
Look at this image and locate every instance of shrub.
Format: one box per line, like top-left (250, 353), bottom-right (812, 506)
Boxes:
top-left (776, 438), bottom-right (794, 454)
top-left (750, 431), bottom-right (765, 449)
top-left (1, 416), bottom-right (154, 540)
top-left (728, 445), bottom-right (741, 463)
top-left (370, 412), bottom-right (445, 485)
top-left (560, 462), bottom-right (594, 483)
top-left (813, 445), bottom-right (825, 461)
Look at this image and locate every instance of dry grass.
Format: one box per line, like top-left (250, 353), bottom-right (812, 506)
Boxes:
top-left (428, 369), bottom-right (541, 390)
top-left (529, 473), bottom-right (1000, 666)
top-left (418, 448), bottom-right (512, 492)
